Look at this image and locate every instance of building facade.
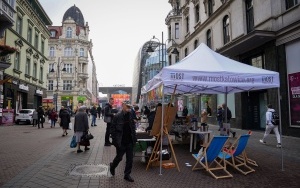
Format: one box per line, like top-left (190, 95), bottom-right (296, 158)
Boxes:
top-left (3, 0), bottom-right (51, 113)
top-left (47, 5), bottom-right (98, 112)
top-left (165, 0), bottom-right (300, 137)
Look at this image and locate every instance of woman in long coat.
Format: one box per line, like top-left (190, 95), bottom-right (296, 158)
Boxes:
top-left (59, 108), bottom-right (70, 136)
top-left (74, 106), bottom-right (89, 153)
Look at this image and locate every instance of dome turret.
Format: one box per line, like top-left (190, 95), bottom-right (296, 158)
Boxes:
top-left (62, 5), bottom-right (85, 27)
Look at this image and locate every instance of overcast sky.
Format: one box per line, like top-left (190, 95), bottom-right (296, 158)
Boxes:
top-left (39, 0), bottom-right (171, 87)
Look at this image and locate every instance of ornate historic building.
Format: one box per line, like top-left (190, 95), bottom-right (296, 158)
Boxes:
top-left (165, 0), bottom-right (300, 137)
top-left (47, 5), bottom-right (99, 111)
top-left (3, 0), bottom-right (51, 112)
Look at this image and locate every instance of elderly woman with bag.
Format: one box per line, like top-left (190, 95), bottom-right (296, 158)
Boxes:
top-left (74, 106), bottom-right (90, 153)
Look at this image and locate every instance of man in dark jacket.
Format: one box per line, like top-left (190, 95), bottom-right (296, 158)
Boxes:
top-left (37, 106), bottom-right (45, 129)
top-left (109, 101), bottom-right (137, 182)
top-left (90, 104), bottom-right (97, 127)
top-left (97, 105), bottom-right (102, 119)
top-left (104, 98), bottom-right (115, 146)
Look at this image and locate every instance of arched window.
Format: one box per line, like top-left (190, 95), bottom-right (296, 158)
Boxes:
top-left (49, 47), bottom-right (55, 57)
top-left (64, 47), bottom-right (73, 56)
top-left (184, 48), bottom-right (188, 57)
top-left (66, 27), bottom-right (72, 38)
top-left (79, 48), bottom-right (84, 57)
top-left (207, 29), bottom-right (211, 48)
top-left (194, 39), bottom-right (198, 50)
top-left (223, 15), bottom-right (230, 44)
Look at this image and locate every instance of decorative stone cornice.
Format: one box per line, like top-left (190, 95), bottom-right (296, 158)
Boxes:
top-left (15, 39), bottom-right (23, 47)
top-left (33, 53), bottom-right (39, 59)
top-left (26, 47), bottom-right (33, 55)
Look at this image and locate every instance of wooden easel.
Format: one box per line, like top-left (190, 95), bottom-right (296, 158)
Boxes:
top-left (146, 86), bottom-right (180, 172)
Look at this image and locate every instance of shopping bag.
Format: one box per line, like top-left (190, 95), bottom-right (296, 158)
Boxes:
top-left (69, 122), bottom-right (73, 130)
top-left (70, 135), bottom-right (77, 148)
top-left (48, 119), bottom-right (51, 124)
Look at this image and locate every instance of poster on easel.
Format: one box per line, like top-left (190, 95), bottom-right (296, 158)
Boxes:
top-left (150, 105), bottom-right (177, 136)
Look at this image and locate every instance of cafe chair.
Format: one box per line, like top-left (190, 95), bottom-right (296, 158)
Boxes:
top-left (192, 136), bottom-right (233, 179)
top-left (218, 134), bottom-right (255, 175)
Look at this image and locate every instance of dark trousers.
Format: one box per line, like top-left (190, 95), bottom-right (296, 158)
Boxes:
top-left (37, 116), bottom-right (44, 128)
top-left (105, 123), bottom-right (111, 144)
top-left (32, 119), bottom-right (38, 126)
top-left (111, 142), bottom-right (133, 176)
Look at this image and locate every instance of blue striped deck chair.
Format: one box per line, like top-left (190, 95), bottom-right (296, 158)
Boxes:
top-left (218, 134), bottom-right (255, 175)
top-left (192, 136), bottom-right (233, 179)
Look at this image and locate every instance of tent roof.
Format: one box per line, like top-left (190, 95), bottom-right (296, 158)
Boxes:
top-left (144, 43), bottom-right (279, 94)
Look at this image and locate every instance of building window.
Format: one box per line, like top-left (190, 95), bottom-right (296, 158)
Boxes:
top-left (63, 80), bottom-right (72, 91)
top-left (49, 63), bottom-right (54, 72)
top-left (33, 63), bottom-right (37, 78)
top-left (195, 4), bottom-right (200, 23)
top-left (184, 48), bottom-right (188, 57)
top-left (27, 27), bottom-right (32, 43)
top-left (41, 40), bottom-right (45, 54)
top-left (175, 54), bottom-right (179, 63)
top-left (65, 64), bottom-right (73, 73)
top-left (64, 47), bottom-right (73, 56)
top-left (194, 39), bottom-right (198, 49)
top-left (16, 16), bottom-right (22, 35)
top-left (223, 15), bottom-right (230, 44)
top-left (168, 26), bottom-right (171, 40)
top-left (207, 29), bottom-right (211, 48)
top-left (39, 66), bottom-right (43, 81)
top-left (175, 23), bottom-right (179, 39)
top-left (168, 55), bottom-right (172, 66)
top-left (66, 27), bottom-right (72, 38)
top-left (34, 33), bottom-right (39, 49)
top-left (50, 30), bottom-right (56, 38)
top-left (48, 80), bottom-right (53, 91)
top-left (246, 0), bottom-right (254, 33)
top-left (286, 0), bottom-right (299, 9)
top-left (185, 16), bottom-right (189, 33)
top-left (25, 58), bottom-right (30, 75)
top-left (14, 51), bottom-right (20, 70)
top-left (49, 47), bottom-right (55, 57)
top-left (208, 0), bottom-right (213, 16)
top-left (251, 55), bottom-right (264, 69)
top-left (79, 48), bottom-right (84, 57)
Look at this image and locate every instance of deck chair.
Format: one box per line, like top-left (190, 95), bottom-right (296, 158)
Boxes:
top-left (218, 134), bottom-right (255, 175)
top-left (192, 136), bottom-right (233, 179)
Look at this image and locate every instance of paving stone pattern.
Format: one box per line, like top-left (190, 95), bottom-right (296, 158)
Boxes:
top-left (0, 118), bottom-right (300, 188)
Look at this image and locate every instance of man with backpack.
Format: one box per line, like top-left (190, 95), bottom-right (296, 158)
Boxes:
top-left (260, 104), bottom-right (281, 148)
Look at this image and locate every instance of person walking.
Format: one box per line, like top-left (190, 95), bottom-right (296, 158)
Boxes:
top-left (222, 103), bottom-right (236, 138)
top-left (74, 106), bottom-right (90, 153)
top-left (90, 104), bottom-right (97, 126)
top-left (37, 106), bottom-right (45, 129)
top-left (109, 101), bottom-right (137, 182)
top-left (104, 98), bottom-right (115, 146)
top-left (59, 107), bottom-right (70, 136)
top-left (216, 105), bottom-right (223, 131)
top-left (97, 105), bottom-right (102, 119)
top-left (49, 108), bottom-right (58, 128)
top-left (182, 106), bottom-right (188, 117)
top-left (260, 104), bottom-right (281, 148)
top-left (32, 108), bottom-right (38, 127)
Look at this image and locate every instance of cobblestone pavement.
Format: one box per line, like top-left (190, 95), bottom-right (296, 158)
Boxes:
top-left (0, 118), bottom-right (300, 188)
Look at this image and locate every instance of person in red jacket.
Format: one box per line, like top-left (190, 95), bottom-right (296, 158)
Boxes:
top-left (49, 108), bottom-right (58, 128)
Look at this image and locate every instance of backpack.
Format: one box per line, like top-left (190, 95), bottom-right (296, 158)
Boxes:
top-left (271, 111), bottom-right (280, 125)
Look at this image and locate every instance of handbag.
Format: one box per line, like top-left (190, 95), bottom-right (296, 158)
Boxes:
top-left (70, 135), bottom-right (77, 148)
top-left (82, 131), bottom-right (94, 141)
top-left (69, 122), bottom-right (73, 130)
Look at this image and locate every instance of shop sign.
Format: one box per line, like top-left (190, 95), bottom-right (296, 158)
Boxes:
top-left (19, 84), bottom-right (29, 91)
top-left (36, 89), bottom-right (43, 95)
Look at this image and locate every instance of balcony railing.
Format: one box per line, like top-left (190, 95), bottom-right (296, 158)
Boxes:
top-left (0, 0), bottom-right (15, 23)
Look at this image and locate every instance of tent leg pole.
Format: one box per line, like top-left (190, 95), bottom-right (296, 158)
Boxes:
top-left (277, 88), bottom-right (284, 171)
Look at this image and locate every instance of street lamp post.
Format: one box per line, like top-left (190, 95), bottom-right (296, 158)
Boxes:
top-left (50, 57), bottom-right (66, 111)
top-left (146, 31), bottom-right (179, 75)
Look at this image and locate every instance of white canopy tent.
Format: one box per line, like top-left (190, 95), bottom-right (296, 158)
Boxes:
top-left (143, 43), bottom-right (283, 173)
